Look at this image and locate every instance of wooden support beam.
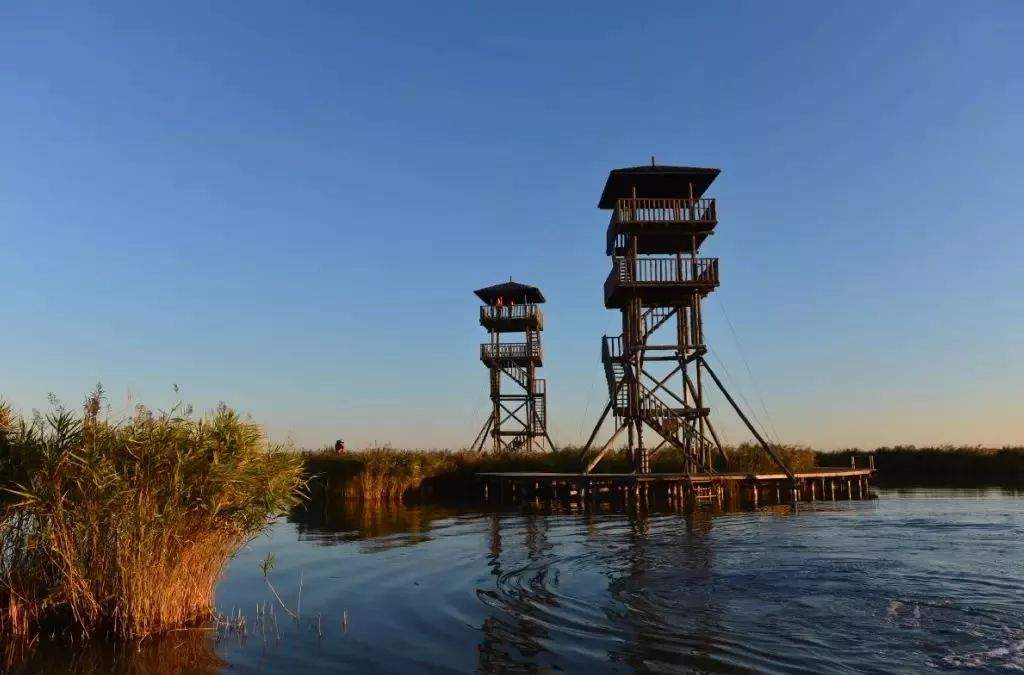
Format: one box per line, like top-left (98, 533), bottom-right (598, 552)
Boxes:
top-left (643, 355), bottom-right (696, 362)
top-left (634, 373), bottom-right (718, 461)
top-left (684, 373), bottom-right (727, 462)
top-left (585, 423), bottom-right (628, 474)
top-left (471, 416), bottom-right (493, 452)
top-left (498, 400), bottom-right (528, 428)
top-left (648, 438), bottom-right (669, 459)
top-left (545, 432), bottom-right (558, 452)
top-left (699, 357), bottom-right (796, 484)
top-left (640, 364), bottom-right (682, 398)
top-left (580, 399), bottom-right (614, 458)
top-left (641, 367), bottom-right (687, 408)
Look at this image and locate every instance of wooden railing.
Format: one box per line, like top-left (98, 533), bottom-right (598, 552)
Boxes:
top-left (610, 256), bottom-right (719, 285)
top-left (603, 334), bottom-right (624, 360)
top-left (480, 304), bottom-right (541, 322)
top-left (613, 198), bottom-right (716, 225)
top-left (636, 383), bottom-right (715, 459)
top-left (480, 342), bottom-right (542, 361)
top-left (601, 336), bottom-right (630, 411)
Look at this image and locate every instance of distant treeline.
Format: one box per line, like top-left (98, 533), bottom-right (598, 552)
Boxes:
top-left (817, 446), bottom-right (1024, 487)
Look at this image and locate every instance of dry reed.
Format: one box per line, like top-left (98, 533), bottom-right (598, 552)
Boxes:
top-left (0, 388), bottom-right (305, 641)
top-left (301, 442), bottom-right (819, 503)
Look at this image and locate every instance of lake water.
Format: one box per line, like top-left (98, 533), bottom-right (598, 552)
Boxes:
top-left (12, 488), bottom-right (1024, 673)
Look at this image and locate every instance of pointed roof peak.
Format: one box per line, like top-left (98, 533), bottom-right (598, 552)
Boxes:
top-left (474, 280), bottom-right (545, 304)
top-left (598, 163), bottom-right (721, 208)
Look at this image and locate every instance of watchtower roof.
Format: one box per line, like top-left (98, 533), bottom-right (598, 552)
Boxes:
top-left (474, 280), bottom-right (545, 305)
top-left (598, 165), bottom-right (721, 208)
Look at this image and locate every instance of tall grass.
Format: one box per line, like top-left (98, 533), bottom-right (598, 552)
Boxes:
top-left (304, 448), bottom-right (465, 502)
top-left (302, 443), bottom-right (819, 503)
top-left (724, 443), bottom-right (817, 474)
top-left (306, 442), bottom-right (1024, 505)
top-left (0, 390), bottom-right (305, 641)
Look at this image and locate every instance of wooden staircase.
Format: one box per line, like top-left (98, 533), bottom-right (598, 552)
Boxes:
top-left (533, 379), bottom-right (547, 432)
top-left (601, 333), bottom-right (715, 473)
top-left (641, 306), bottom-right (675, 339)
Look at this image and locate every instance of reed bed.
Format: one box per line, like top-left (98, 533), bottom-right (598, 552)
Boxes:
top-left (723, 443), bottom-right (817, 474)
top-left (818, 445), bottom-right (1024, 486)
top-left (0, 390), bottom-right (305, 641)
top-left (304, 446), bottom-right (614, 503)
top-left (304, 443), bottom-right (1024, 506)
top-left (302, 442), bottom-right (819, 503)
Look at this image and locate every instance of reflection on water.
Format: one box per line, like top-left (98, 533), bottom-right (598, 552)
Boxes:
top-left (291, 493), bottom-right (464, 550)
top-left (11, 488), bottom-right (1024, 673)
top-left (8, 631), bottom-right (223, 674)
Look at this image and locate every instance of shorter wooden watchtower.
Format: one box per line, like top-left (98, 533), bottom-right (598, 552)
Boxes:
top-left (470, 281), bottom-right (553, 452)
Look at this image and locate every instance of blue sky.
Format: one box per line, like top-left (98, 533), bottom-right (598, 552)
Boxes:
top-left (2, 1), bottom-right (1022, 449)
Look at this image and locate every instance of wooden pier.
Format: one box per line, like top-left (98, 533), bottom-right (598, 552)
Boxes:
top-left (478, 467), bottom-right (875, 509)
top-left (467, 161), bottom-right (882, 509)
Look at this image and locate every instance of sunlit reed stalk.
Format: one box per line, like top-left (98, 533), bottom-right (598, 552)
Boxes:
top-left (301, 443), bottom-right (820, 503)
top-left (0, 388), bottom-right (306, 642)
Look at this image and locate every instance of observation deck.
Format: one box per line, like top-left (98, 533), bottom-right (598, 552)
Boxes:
top-left (604, 256), bottom-right (719, 308)
top-left (479, 342), bottom-right (543, 367)
top-left (479, 304), bottom-right (544, 332)
top-left (606, 197), bottom-right (718, 255)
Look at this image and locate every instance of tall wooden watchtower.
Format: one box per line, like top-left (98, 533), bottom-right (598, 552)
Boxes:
top-left (582, 162), bottom-right (794, 480)
top-left (470, 281), bottom-right (554, 453)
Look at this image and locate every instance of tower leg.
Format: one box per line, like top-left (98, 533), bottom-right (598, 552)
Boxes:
top-left (636, 420), bottom-right (647, 474)
top-left (622, 426), bottom-right (630, 473)
top-left (490, 363), bottom-right (502, 452)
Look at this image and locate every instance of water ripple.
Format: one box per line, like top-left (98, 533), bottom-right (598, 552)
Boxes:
top-left (23, 489), bottom-right (1019, 673)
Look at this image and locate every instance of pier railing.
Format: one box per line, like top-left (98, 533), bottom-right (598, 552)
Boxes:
top-left (612, 198), bottom-right (717, 225)
top-left (603, 334), bottom-right (624, 360)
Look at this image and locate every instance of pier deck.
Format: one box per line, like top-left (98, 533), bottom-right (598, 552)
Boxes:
top-left (477, 468), bottom-right (875, 508)
top-left (478, 468), bottom-right (872, 482)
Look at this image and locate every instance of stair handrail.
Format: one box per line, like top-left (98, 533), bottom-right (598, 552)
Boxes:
top-left (636, 381), bottom-right (716, 473)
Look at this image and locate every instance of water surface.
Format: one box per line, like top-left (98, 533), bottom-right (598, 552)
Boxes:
top-left (15, 489), bottom-right (1024, 673)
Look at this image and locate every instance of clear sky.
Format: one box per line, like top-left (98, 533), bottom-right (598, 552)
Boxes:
top-left (2, 1), bottom-right (1022, 450)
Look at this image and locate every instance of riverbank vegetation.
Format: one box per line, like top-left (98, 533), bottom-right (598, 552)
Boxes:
top-left (302, 442), bottom-right (819, 503)
top-left (0, 390), bottom-right (304, 642)
top-left (304, 444), bottom-right (1024, 504)
top-left (818, 445), bottom-right (1024, 486)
